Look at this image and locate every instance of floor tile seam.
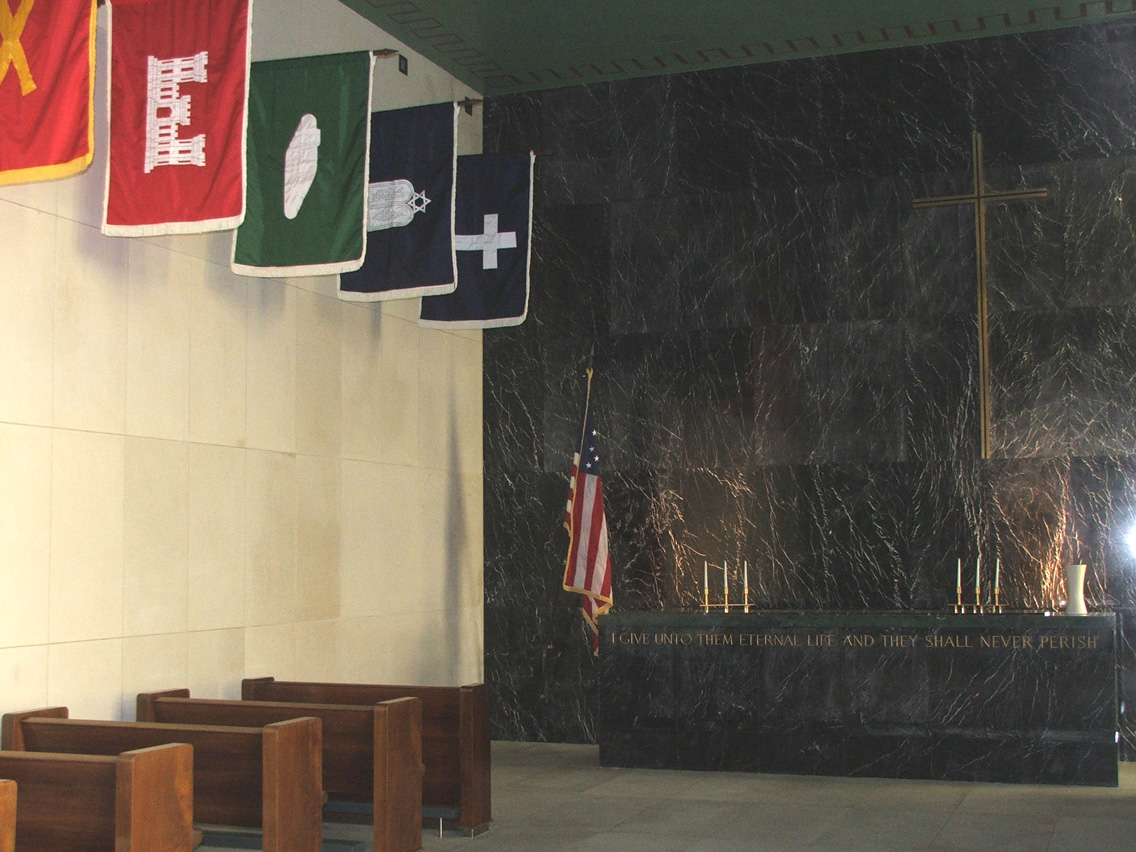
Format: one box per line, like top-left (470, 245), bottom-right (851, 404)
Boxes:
top-left (926, 811), bottom-right (1060, 851)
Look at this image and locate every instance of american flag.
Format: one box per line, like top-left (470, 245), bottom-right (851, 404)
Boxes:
top-left (563, 364), bottom-right (612, 653)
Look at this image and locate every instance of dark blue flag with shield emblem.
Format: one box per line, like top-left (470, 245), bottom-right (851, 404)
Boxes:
top-left (418, 151), bottom-right (533, 328)
top-left (338, 101), bottom-right (458, 301)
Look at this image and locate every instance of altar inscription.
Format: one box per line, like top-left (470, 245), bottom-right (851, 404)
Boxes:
top-left (610, 629), bottom-right (1099, 652)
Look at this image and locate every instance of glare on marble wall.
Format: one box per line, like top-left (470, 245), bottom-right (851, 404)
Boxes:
top-left (1126, 523), bottom-right (1136, 558)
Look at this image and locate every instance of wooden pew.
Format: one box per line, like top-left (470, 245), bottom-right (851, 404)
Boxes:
top-left (0, 779), bottom-right (13, 852)
top-left (0, 743), bottom-right (194, 852)
top-left (137, 690), bottom-right (423, 852)
top-left (242, 677), bottom-right (490, 835)
top-left (2, 708), bottom-right (320, 852)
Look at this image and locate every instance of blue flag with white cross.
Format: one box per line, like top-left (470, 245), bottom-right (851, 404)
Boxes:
top-left (419, 151), bottom-right (533, 328)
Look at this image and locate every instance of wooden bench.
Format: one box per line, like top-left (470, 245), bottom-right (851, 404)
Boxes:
top-left (241, 678), bottom-right (490, 835)
top-left (0, 743), bottom-right (194, 852)
top-left (0, 779), bottom-right (13, 852)
top-left (2, 708), bottom-right (320, 852)
top-left (137, 689), bottom-right (423, 852)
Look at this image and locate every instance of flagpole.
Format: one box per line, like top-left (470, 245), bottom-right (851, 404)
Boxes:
top-left (577, 346), bottom-right (596, 462)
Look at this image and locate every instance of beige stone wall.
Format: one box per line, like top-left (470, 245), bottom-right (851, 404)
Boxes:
top-left (0, 0), bottom-right (483, 720)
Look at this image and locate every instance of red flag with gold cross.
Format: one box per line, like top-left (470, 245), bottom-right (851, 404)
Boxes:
top-left (0, 0), bottom-right (97, 186)
top-left (103, 0), bottom-right (251, 236)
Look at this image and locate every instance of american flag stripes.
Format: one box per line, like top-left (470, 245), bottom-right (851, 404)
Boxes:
top-left (563, 362), bottom-right (613, 654)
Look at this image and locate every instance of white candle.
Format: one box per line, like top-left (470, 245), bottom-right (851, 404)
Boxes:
top-left (744, 561), bottom-right (749, 591)
top-left (994, 558), bottom-right (1000, 592)
top-left (704, 561), bottom-right (708, 596)
top-left (956, 558), bottom-right (961, 590)
top-left (975, 556), bottom-right (981, 591)
top-left (723, 560), bottom-right (728, 598)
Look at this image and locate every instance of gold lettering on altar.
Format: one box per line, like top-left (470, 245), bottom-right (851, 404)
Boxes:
top-left (980, 634), bottom-right (1033, 649)
top-left (1037, 635), bottom-right (1097, 650)
top-left (925, 634), bottom-right (972, 648)
top-left (610, 628), bottom-right (1100, 652)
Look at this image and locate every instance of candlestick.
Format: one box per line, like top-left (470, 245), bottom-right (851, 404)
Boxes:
top-left (724, 560), bottom-right (729, 614)
top-left (994, 558), bottom-right (1001, 613)
top-left (744, 561), bottom-right (750, 613)
top-left (703, 561), bottom-right (709, 614)
top-left (955, 558), bottom-right (963, 613)
top-left (975, 555), bottom-right (982, 612)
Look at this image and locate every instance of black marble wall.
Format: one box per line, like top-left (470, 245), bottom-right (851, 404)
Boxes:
top-left (483, 22), bottom-right (1136, 751)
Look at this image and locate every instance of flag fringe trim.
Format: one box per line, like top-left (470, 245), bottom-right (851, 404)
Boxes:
top-left (417, 313), bottom-right (525, 329)
top-left (337, 281), bottom-right (457, 302)
top-left (0, 154), bottom-right (93, 186)
top-left (562, 584), bottom-right (614, 609)
top-left (103, 214), bottom-right (245, 237)
top-left (232, 256), bottom-right (365, 277)
top-left (448, 100), bottom-right (458, 300)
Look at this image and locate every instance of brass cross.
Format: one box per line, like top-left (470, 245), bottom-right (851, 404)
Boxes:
top-left (913, 132), bottom-right (1047, 459)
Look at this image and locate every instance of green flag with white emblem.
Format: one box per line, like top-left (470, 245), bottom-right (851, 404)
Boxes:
top-left (232, 51), bottom-right (373, 277)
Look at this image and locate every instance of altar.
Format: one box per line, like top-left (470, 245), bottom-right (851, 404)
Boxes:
top-left (597, 611), bottom-right (1118, 786)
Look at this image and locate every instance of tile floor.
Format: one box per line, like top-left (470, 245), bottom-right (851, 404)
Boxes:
top-left (426, 742), bottom-right (1136, 852)
top-left (198, 741), bottom-right (1136, 852)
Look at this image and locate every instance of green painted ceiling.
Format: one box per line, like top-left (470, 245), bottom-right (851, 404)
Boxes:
top-left (338, 0), bottom-right (1136, 94)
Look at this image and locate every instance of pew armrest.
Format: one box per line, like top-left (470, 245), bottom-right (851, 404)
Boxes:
top-left (0, 779), bottom-right (14, 852)
top-left (116, 743), bottom-right (196, 852)
top-left (373, 697), bottom-right (424, 852)
top-left (458, 685), bottom-right (491, 833)
top-left (262, 717), bottom-right (323, 852)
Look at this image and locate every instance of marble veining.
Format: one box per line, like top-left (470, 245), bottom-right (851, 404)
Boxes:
top-left (597, 611), bottom-right (1117, 785)
top-left (483, 22), bottom-right (1136, 757)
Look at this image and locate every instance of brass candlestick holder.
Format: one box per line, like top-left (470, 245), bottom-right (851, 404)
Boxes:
top-left (952, 557), bottom-right (1002, 613)
top-left (702, 561), bottom-right (751, 614)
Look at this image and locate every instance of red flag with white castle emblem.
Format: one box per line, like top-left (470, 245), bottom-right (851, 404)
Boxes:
top-left (103, 0), bottom-right (251, 236)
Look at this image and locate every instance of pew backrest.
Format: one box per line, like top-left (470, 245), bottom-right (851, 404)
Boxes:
top-left (0, 744), bottom-right (193, 852)
top-left (242, 677), bottom-right (490, 832)
top-left (137, 690), bottom-right (423, 852)
top-left (2, 708), bottom-right (320, 852)
top-left (137, 691), bottom-right (403, 799)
